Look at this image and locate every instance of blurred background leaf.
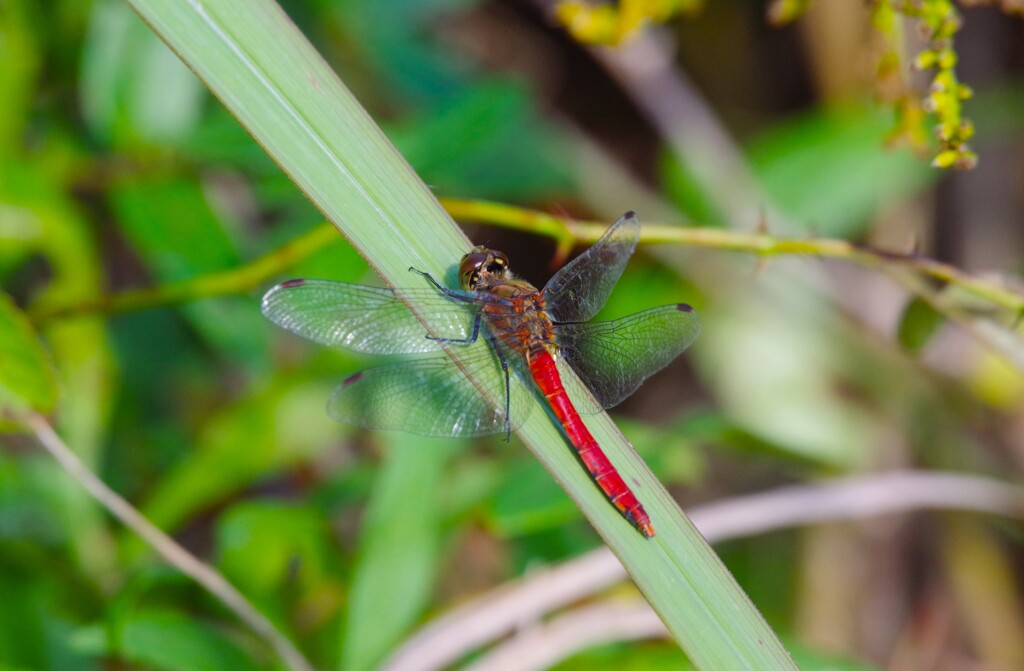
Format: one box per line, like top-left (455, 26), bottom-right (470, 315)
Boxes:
top-left (72, 609), bottom-right (265, 671)
top-left (340, 433), bottom-right (455, 671)
top-left (0, 292), bottom-right (57, 417)
top-left (747, 106), bottom-right (937, 237)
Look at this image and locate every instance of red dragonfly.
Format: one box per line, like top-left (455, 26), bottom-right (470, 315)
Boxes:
top-left (261, 212), bottom-right (699, 537)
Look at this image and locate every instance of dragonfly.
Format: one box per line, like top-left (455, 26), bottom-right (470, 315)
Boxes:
top-left (261, 212), bottom-right (699, 538)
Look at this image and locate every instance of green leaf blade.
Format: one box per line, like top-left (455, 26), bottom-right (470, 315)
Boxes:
top-left (126, 1), bottom-right (798, 669)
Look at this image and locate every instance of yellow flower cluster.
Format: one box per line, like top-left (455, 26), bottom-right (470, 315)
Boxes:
top-left (554, 0), bottom-right (701, 45)
top-left (883, 0), bottom-right (978, 169)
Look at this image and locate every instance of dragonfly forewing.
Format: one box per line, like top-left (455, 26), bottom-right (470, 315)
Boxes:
top-left (542, 212), bottom-right (640, 324)
top-left (261, 279), bottom-right (480, 355)
top-left (555, 303), bottom-right (700, 409)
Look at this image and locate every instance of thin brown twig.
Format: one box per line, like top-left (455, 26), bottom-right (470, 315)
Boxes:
top-left (23, 412), bottom-right (315, 671)
top-left (463, 601), bottom-right (664, 671)
top-left (380, 470), bottom-right (1024, 671)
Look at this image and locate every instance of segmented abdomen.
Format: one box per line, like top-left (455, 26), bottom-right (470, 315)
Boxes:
top-left (527, 349), bottom-right (654, 538)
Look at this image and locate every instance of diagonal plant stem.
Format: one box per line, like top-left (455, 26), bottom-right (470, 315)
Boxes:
top-left (23, 412), bottom-right (314, 671)
top-left (28, 221), bottom-right (339, 324)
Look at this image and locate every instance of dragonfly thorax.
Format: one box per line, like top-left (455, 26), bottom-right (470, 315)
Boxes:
top-left (459, 246), bottom-right (510, 291)
top-left (460, 247), bottom-right (554, 352)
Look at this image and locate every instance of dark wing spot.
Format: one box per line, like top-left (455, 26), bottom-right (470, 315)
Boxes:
top-left (343, 371), bottom-right (364, 386)
top-left (676, 303), bottom-right (694, 312)
top-left (280, 278), bottom-right (306, 288)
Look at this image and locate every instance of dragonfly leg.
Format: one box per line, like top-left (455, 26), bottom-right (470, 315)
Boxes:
top-left (488, 332), bottom-right (512, 442)
top-left (410, 267), bottom-right (513, 307)
top-left (408, 267), bottom-right (475, 302)
top-left (426, 312), bottom-right (482, 345)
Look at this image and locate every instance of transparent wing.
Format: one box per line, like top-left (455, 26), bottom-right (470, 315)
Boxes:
top-left (261, 279), bottom-right (480, 355)
top-left (555, 304), bottom-right (700, 409)
top-left (541, 212), bottom-right (640, 323)
top-left (328, 349), bottom-right (535, 438)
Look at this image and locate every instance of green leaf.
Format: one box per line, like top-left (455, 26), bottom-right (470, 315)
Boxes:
top-left (616, 417), bottom-right (704, 485)
top-left (111, 176), bottom-right (242, 279)
top-left (74, 610), bottom-right (263, 671)
top-left (0, 558), bottom-right (98, 671)
top-left (0, 571), bottom-right (48, 670)
top-left (331, 0), bottom-right (477, 108)
top-left (0, 291), bottom-right (57, 418)
top-left (342, 434), bottom-right (454, 671)
top-left (81, 0), bottom-right (204, 147)
top-left (0, 0), bottom-right (42, 153)
top-left (748, 106), bottom-right (937, 238)
top-left (659, 151), bottom-right (727, 227)
top-left (138, 378), bottom-right (338, 536)
top-left (897, 296), bottom-right (946, 353)
top-left (489, 458), bottom-right (579, 536)
top-left (216, 501), bottom-right (336, 613)
top-left (389, 81), bottom-right (572, 200)
top-left (110, 174), bottom-right (268, 365)
top-left (126, 2), bottom-right (798, 668)
top-left (0, 453), bottom-right (67, 546)
top-left (2, 152), bottom-right (114, 469)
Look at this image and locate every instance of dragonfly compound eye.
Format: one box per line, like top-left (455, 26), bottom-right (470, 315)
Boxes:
top-left (459, 249), bottom-right (490, 289)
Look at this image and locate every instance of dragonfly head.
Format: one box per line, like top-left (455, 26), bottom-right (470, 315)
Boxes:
top-left (459, 246), bottom-right (509, 290)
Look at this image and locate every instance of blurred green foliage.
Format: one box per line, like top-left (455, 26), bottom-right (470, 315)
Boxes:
top-left (0, 292), bottom-right (56, 418)
top-left (2, 0), bottom-right (1023, 670)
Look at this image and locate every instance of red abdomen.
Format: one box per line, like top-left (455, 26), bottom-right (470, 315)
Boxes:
top-left (527, 349), bottom-right (654, 538)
